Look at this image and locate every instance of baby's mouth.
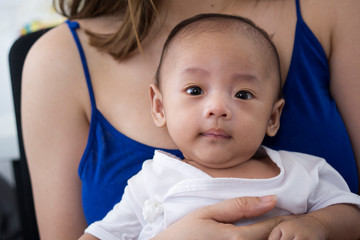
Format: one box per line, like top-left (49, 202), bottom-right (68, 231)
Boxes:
top-left (200, 128), bottom-right (231, 139)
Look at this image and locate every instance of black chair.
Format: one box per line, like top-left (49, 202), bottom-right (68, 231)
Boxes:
top-left (8, 28), bottom-right (52, 240)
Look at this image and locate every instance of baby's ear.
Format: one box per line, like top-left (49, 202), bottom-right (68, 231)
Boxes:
top-left (149, 83), bottom-right (166, 127)
top-left (266, 98), bottom-right (285, 137)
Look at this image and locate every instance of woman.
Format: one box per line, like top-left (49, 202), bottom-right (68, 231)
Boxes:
top-left (22, 0), bottom-right (360, 239)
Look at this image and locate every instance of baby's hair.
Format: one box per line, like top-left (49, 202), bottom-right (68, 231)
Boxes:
top-left (155, 13), bottom-right (283, 99)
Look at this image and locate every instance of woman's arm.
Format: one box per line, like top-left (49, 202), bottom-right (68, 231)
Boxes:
top-left (22, 24), bottom-right (90, 239)
top-left (329, 0), bottom-right (360, 193)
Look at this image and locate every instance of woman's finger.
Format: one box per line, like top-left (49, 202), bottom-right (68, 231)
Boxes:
top-left (195, 195), bottom-right (277, 223)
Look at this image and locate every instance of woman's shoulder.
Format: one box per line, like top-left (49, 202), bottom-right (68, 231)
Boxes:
top-left (22, 21), bottom-right (90, 114)
top-left (26, 15), bottom-right (120, 66)
top-left (297, 0), bottom-right (359, 58)
top-left (25, 22), bottom-right (80, 76)
top-left (301, 0), bottom-right (360, 35)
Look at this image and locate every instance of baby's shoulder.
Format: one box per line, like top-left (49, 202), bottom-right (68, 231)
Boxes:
top-left (265, 147), bottom-right (327, 173)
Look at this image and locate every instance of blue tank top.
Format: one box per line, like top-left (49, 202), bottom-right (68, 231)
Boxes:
top-left (66, 0), bottom-right (358, 224)
top-left (263, 0), bottom-right (358, 191)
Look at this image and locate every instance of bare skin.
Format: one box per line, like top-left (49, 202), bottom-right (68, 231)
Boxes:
top-left (22, 0), bottom-right (360, 239)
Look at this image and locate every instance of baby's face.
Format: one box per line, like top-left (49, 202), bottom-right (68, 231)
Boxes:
top-left (157, 31), bottom-right (283, 169)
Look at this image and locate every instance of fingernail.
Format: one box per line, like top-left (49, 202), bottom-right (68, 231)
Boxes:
top-left (259, 195), bottom-right (277, 203)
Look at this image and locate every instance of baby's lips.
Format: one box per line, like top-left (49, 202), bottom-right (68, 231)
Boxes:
top-left (201, 128), bottom-right (231, 138)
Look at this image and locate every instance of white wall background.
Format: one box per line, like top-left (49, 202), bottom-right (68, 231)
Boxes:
top-left (0, 0), bottom-right (63, 186)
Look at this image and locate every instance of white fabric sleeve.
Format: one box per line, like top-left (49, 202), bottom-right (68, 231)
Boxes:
top-left (85, 184), bottom-right (144, 240)
top-left (307, 160), bottom-right (360, 212)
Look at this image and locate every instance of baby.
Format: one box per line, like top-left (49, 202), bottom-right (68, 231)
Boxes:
top-left (81, 13), bottom-right (360, 240)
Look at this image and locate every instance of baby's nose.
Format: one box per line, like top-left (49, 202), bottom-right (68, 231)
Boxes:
top-left (204, 95), bottom-right (231, 119)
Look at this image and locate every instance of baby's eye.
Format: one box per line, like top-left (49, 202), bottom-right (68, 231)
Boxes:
top-left (235, 90), bottom-right (253, 100)
top-left (186, 86), bottom-right (204, 95)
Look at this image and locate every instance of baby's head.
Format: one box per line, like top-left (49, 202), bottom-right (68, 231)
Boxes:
top-left (150, 13), bottom-right (285, 168)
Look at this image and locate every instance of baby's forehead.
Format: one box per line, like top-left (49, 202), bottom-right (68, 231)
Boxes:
top-left (177, 32), bottom-right (254, 53)
top-left (166, 29), bottom-right (276, 74)
top-left (169, 18), bottom-right (270, 47)
top-left (166, 23), bottom-right (276, 64)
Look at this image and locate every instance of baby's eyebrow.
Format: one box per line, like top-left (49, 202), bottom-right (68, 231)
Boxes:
top-left (181, 67), bottom-right (210, 76)
top-left (232, 73), bottom-right (259, 82)
top-left (181, 67), bottom-right (261, 87)
top-left (231, 73), bottom-right (263, 91)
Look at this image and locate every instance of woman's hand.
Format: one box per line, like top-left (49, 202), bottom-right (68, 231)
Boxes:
top-left (267, 204), bottom-right (360, 240)
top-left (153, 196), bottom-right (360, 240)
top-left (267, 214), bottom-right (327, 240)
top-left (238, 204), bottom-right (360, 240)
top-left (153, 195), bottom-right (277, 240)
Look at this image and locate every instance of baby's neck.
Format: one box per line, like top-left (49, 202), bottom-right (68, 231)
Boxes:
top-left (184, 154), bottom-right (280, 179)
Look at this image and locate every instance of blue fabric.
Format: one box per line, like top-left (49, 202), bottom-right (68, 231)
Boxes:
top-left (66, 0), bottom-right (358, 223)
top-left (65, 20), bottom-right (182, 224)
top-left (263, 0), bottom-right (358, 193)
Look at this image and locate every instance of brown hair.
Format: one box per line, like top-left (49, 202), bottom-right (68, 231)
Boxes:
top-left (54, 0), bottom-right (161, 60)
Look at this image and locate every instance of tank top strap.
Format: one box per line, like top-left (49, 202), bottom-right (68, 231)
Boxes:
top-left (295, 0), bottom-right (303, 23)
top-left (65, 20), bottom-right (97, 109)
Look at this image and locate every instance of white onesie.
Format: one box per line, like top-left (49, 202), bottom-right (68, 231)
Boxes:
top-left (85, 146), bottom-right (360, 240)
